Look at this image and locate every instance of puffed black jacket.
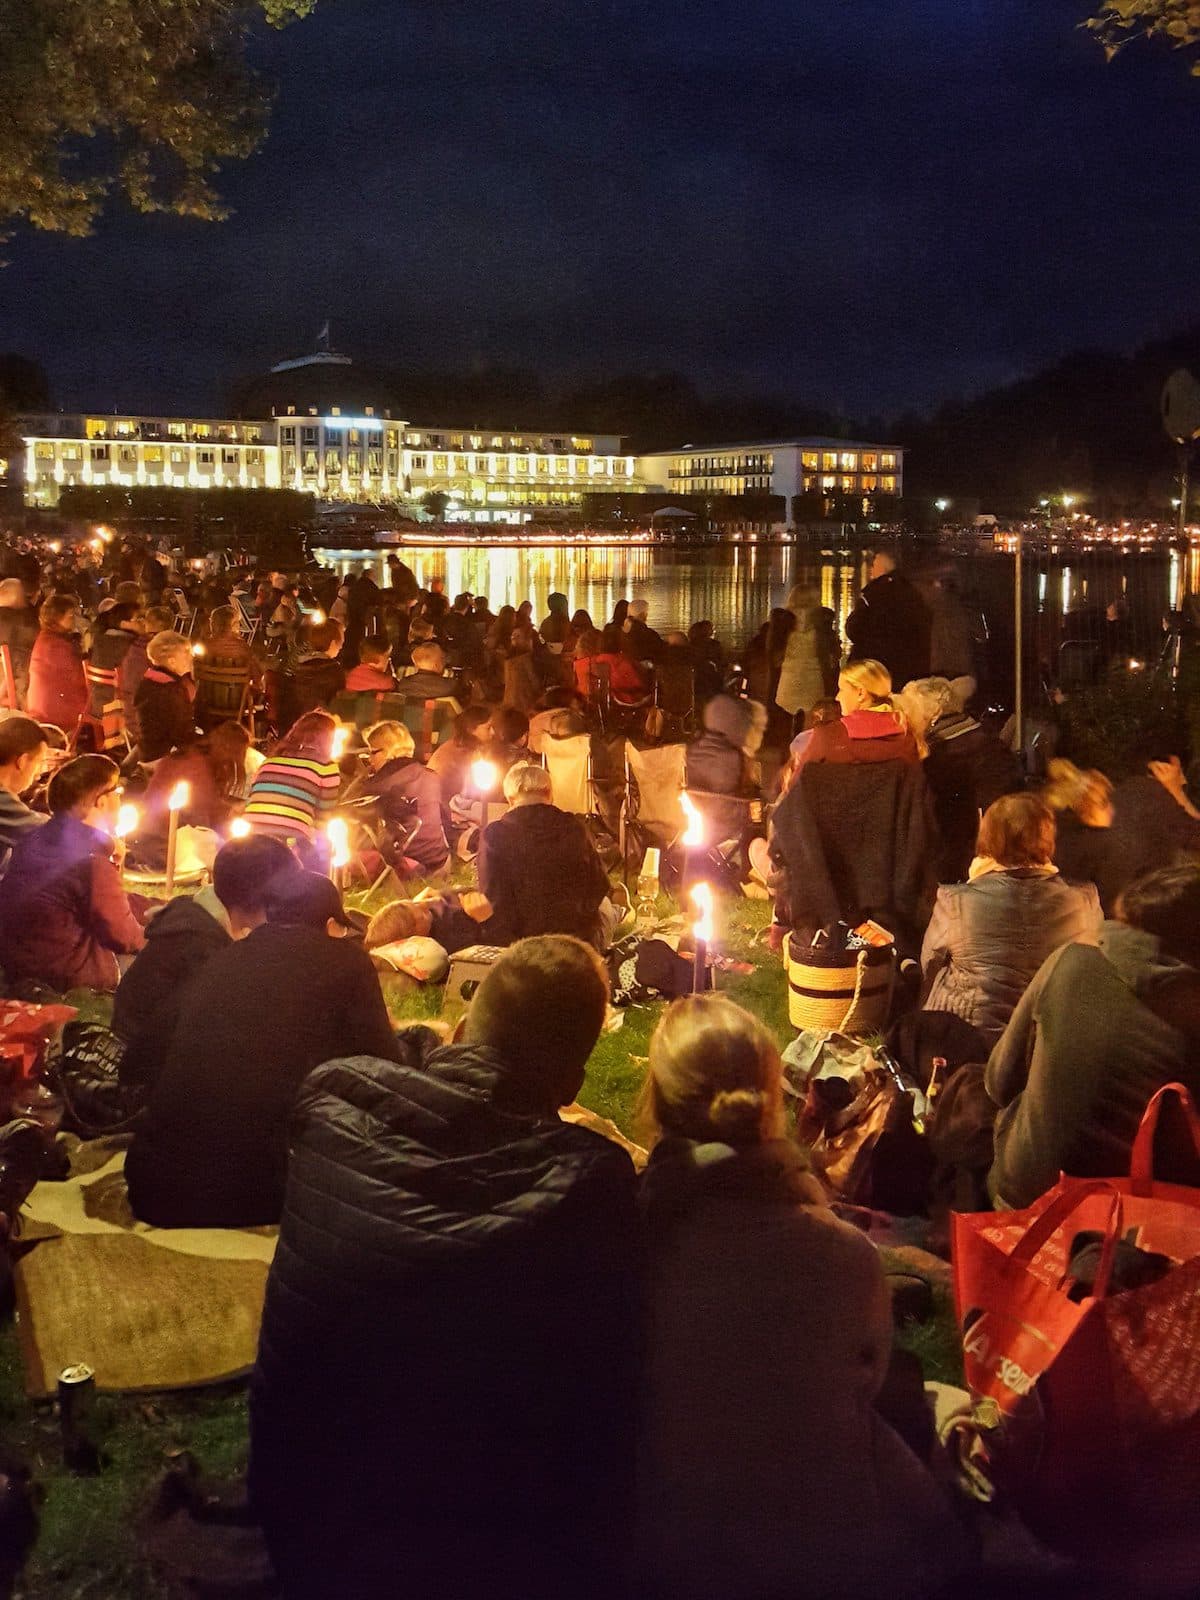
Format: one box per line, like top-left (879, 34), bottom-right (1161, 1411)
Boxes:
top-left (249, 1034), bottom-right (639, 1600)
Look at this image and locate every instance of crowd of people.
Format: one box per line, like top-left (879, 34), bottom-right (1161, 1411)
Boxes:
top-left (1, 529), bottom-right (1199, 1596)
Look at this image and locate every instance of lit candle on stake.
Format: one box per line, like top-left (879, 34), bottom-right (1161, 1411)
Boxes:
top-left (680, 790), bottom-right (705, 891)
top-left (690, 881), bottom-right (714, 993)
top-left (164, 781), bottom-right (189, 896)
top-left (191, 642), bottom-right (205, 659)
top-left (310, 609), bottom-right (326, 626)
top-left (331, 723), bottom-right (350, 761)
top-left (115, 802), bottom-right (139, 840)
top-left (471, 759), bottom-right (498, 841)
top-left (229, 817), bottom-right (252, 840)
top-left (326, 816), bottom-right (351, 889)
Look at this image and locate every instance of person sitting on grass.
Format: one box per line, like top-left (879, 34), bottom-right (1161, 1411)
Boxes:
top-left (0, 716), bottom-right (50, 868)
top-left (279, 617), bottom-right (346, 727)
top-left (250, 934), bottom-right (638, 1600)
top-left (353, 720), bottom-right (449, 876)
top-left (126, 870), bottom-right (398, 1228)
top-left (343, 636), bottom-right (397, 694)
top-left (636, 993), bottom-right (968, 1600)
top-left (479, 761), bottom-right (617, 948)
top-left (112, 835), bottom-right (297, 1089)
top-left (0, 754), bottom-right (144, 992)
top-left (241, 711), bottom-right (341, 867)
top-left (987, 861), bottom-right (1200, 1210)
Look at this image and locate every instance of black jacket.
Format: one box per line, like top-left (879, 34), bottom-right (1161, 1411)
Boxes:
top-left (922, 715), bottom-right (1023, 882)
top-left (361, 755), bottom-right (449, 871)
top-left (845, 573), bottom-right (930, 691)
top-left (279, 654), bottom-right (345, 727)
top-left (126, 923), bottom-right (399, 1227)
top-left (111, 891), bottom-right (231, 1087)
top-left (770, 760), bottom-right (937, 949)
top-left (134, 667), bottom-right (194, 762)
top-left (479, 801), bottom-right (611, 945)
top-left (249, 1037), bottom-right (638, 1600)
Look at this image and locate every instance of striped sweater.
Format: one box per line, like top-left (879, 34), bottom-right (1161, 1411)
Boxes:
top-left (243, 755), bottom-right (341, 842)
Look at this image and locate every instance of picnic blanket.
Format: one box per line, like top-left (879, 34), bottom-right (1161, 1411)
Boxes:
top-left (14, 1144), bottom-right (275, 1397)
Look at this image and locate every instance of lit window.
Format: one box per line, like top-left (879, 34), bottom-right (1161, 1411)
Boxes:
top-left (168, 422), bottom-right (186, 439)
top-left (34, 442), bottom-right (54, 459)
top-left (367, 449), bottom-right (381, 471)
top-left (821, 475), bottom-right (836, 491)
top-left (411, 454), bottom-right (427, 471)
top-left (60, 445), bottom-right (81, 462)
top-left (515, 459), bottom-right (528, 473)
top-left (490, 436), bottom-right (504, 449)
top-left (364, 406), bottom-right (374, 417)
top-left (386, 430), bottom-right (399, 448)
top-left (840, 452), bottom-right (857, 470)
top-left (221, 449), bottom-right (238, 466)
top-left (841, 475), bottom-right (855, 491)
top-left (325, 450), bottom-right (341, 473)
top-left (119, 446), bottom-right (136, 465)
top-left (881, 453), bottom-right (896, 469)
top-left (197, 449), bottom-right (215, 465)
top-left (330, 407), bottom-right (341, 417)
top-left (193, 424), bottom-right (211, 439)
top-left (821, 452), bottom-right (837, 471)
top-left (245, 426), bottom-right (261, 443)
top-left (302, 427), bottom-right (317, 445)
top-left (880, 475), bottom-right (896, 493)
top-left (91, 444), bottom-right (109, 462)
top-left (861, 452), bottom-right (877, 472)
top-left (286, 406), bottom-right (296, 416)
top-left (861, 475), bottom-right (877, 491)
top-left (144, 446), bottom-right (164, 464)
top-left (433, 454), bottom-right (448, 472)
top-left (85, 418), bottom-right (108, 439)
top-left (303, 450), bottom-right (319, 472)
top-left (170, 447), bottom-right (187, 465)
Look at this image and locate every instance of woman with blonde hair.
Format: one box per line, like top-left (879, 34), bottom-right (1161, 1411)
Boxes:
top-left (636, 994), bottom-right (968, 1600)
top-left (353, 719), bottom-right (448, 875)
top-left (774, 582), bottom-right (839, 724)
top-left (792, 657), bottom-right (919, 769)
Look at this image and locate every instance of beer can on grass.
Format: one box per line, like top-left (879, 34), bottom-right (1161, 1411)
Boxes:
top-left (58, 1363), bottom-right (101, 1473)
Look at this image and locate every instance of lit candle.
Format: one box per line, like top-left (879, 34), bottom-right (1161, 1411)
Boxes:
top-left (471, 759), bottom-right (498, 841)
top-left (310, 609), bottom-right (326, 626)
top-left (331, 723), bottom-right (350, 761)
top-left (115, 803), bottom-right (139, 840)
top-left (164, 780), bottom-right (189, 896)
top-left (680, 791), bottom-right (704, 891)
top-left (191, 642), bottom-right (205, 658)
top-left (326, 816), bottom-right (351, 889)
top-left (229, 817), bottom-right (252, 840)
top-left (690, 881), bottom-right (714, 993)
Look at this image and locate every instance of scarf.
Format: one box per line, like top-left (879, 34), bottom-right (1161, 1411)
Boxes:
top-left (968, 856), bottom-right (1059, 882)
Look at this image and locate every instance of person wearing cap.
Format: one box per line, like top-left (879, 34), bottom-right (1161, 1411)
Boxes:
top-left (126, 869), bottom-right (399, 1228)
top-left (113, 835), bottom-right (298, 1090)
top-left (621, 597), bottom-right (664, 665)
top-left (250, 934), bottom-right (638, 1600)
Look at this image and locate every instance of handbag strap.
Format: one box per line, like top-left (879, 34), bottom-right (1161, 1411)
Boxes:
top-left (1009, 1180), bottom-right (1124, 1302)
top-left (1129, 1082), bottom-right (1200, 1195)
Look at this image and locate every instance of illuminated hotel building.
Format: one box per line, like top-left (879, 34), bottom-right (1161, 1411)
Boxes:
top-left (638, 438), bottom-right (904, 520)
top-left (20, 414), bottom-right (279, 500)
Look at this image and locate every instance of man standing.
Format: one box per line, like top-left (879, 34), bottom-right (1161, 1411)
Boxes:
top-left (845, 548), bottom-right (931, 692)
top-left (250, 935), bottom-right (638, 1600)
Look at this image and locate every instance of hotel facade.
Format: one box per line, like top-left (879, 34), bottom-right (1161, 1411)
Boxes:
top-left (15, 345), bottom-right (900, 526)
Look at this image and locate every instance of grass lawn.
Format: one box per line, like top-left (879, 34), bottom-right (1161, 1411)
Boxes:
top-left (0, 881), bottom-right (959, 1597)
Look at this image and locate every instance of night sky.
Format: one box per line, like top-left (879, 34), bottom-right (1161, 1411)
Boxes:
top-left (4, 0), bottom-right (1200, 419)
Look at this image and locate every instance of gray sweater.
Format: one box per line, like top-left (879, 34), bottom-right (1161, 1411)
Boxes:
top-left (986, 922), bottom-right (1200, 1207)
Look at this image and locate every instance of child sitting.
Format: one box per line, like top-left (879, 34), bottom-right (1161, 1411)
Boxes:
top-left (345, 637), bottom-right (397, 694)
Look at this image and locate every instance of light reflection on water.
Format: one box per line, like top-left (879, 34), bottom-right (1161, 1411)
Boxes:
top-left (321, 543), bottom-right (870, 648)
top-left (319, 541), bottom-right (1187, 672)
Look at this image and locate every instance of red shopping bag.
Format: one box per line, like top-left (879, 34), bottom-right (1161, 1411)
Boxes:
top-left (952, 1083), bottom-right (1200, 1550)
top-left (0, 1000), bottom-right (76, 1119)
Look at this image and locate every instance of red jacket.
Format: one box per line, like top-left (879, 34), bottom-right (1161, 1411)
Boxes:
top-left (27, 629), bottom-right (87, 730)
top-left (0, 814), bottom-right (144, 991)
top-left (344, 663), bottom-right (397, 693)
top-left (795, 708), bottom-right (919, 769)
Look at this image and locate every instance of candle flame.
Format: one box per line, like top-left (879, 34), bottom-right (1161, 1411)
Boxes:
top-left (229, 817), bottom-right (252, 839)
top-left (115, 803), bottom-right (139, 839)
top-left (331, 723), bottom-right (350, 760)
top-left (191, 642), bottom-right (205, 657)
top-left (471, 758), bottom-right (498, 794)
top-left (310, 609), bottom-right (326, 626)
top-left (167, 781), bottom-right (190, 812)
top-left (326, 816), bottom-right (351, 871)
top-left (691, 881), bottom-right (715, 944)
top-left (680, 791), bottom-right (705, 848)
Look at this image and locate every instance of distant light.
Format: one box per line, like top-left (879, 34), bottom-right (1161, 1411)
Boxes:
top-left (1062, 493), bottom-right (1075, 509)
top-left (935, 498), bottom-right (950, 513)
top-left (322, 416), bottom-right (383, 432)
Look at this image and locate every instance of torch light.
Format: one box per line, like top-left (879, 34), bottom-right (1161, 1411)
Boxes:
top-left (326, 816), bottom-right (351, 889)
top-left (164, 781), bottom-right (189, 896)
top-left (690, 881), bottom-right (714, 993)
top-left (471, 758), bottom-right (498, 840)
top-left (229, 817), bottom-right (252, 840)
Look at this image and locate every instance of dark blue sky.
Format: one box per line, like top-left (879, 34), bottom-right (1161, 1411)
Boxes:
top-left (3, 0), bottom-right (1200, 417)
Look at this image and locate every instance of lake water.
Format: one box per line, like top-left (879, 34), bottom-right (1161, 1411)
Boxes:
top-left (315, 538), bottom-right (1197, 699)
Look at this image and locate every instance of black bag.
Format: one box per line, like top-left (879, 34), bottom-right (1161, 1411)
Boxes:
top-left (48, 1022), bottom-right (144, 1137)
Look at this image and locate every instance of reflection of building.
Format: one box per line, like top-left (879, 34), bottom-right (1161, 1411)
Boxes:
top-left (639, 437), bottom-right (903, 523)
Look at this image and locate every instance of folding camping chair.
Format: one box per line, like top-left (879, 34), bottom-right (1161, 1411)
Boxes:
top-left (81, 663), bottom-right (132, 756)
top-left (622, 742), bottom-right (688, 883)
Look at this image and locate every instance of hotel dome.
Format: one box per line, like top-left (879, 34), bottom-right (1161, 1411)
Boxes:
top-left (230, 326), bottom-right (401, 420)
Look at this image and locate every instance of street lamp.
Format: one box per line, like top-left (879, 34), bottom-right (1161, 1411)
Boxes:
top-left (935, 498), bottom-right (950, 515)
